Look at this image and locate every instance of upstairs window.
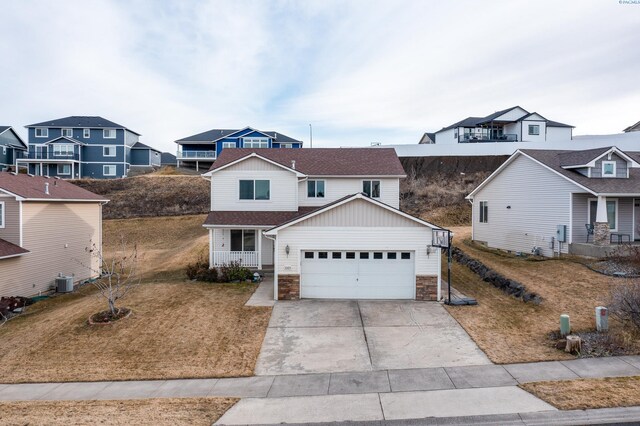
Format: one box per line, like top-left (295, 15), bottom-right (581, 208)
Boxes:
top-left (528, 125), bottom-right (540, 135)
top-left (103, 146), bottom-right (117, 157)
top-left (83, 128), bottom-right (91, 138)
top-left (61, 128), bottom-right (73, 137)
top-left (602, 161), bottom-right (616, 177)
top-left (35, 128), bottom-right (48, 138)
top-left (53, 144), bottom-right (74, 156)
top-left (479, 201), bottom-right (488, 223)
top-left (280, 143), bottom-right (293, 148)
top-left (0, 201), bottom-right (4, 228)
top-left (244, 138), bottom-right (269, 148)
top-left (103, 129), bottom-right (116, 139)
top-left (222, 142), bottom-right (236, 149)
top-left (362, 180), bottom-right (381, 198)
top-left (307, 180), bottom-right (325, 198)
top-left (239, 179), bottom-right (270, 200)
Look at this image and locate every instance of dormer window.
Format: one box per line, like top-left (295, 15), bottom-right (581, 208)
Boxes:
top-left (244, 138), bottom-right (269, 148)
top-left (602, 161), bottom-right (616, 177)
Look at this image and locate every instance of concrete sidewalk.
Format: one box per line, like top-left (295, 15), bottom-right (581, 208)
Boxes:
top-left (1, 356), bottom-right (638, 402)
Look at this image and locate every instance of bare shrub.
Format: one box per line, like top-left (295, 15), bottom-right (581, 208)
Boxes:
top-left (609, 281), bottom-right (640, 330)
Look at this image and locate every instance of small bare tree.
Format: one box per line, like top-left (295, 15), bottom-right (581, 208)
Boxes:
top-left (81, 238), bottom-right (140, 318)
top-left (610, 280), bottom-right (640, 330)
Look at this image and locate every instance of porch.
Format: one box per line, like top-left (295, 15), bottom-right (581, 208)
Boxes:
top-left (208, 227), bottom-right (274, 269)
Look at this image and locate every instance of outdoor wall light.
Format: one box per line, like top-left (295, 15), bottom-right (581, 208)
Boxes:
top-left (285, 245), bottom-right (290, 256)
top-left (506, 205), bottom-right (511, 209)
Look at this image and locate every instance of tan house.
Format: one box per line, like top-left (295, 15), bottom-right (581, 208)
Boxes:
top-left (0, 172), bottom-right (107, 297)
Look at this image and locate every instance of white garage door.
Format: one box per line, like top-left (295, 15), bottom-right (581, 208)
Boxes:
top-left (300, 251), bottom-right (415, 299)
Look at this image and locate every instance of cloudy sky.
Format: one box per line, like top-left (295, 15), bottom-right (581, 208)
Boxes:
top-left (1, 0), bottom-right (639, 152)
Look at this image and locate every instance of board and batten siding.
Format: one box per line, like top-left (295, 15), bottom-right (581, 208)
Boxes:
top-left (298, 199), bottom-right (418, 227)
top-left (298, 178), bottom-right (400, 208)
top-left (472, 154), bottom-right (584, 257)
top-left (0, 196), bottom-right (21, 245)
top-left (210, 157), bottom-right (298, 211)
top-left (275, 227), bottom-right (439, 277)
top-left (0, 202), bottom-right (102, 297)
top-left (591, 153), bottom-right (628, 178)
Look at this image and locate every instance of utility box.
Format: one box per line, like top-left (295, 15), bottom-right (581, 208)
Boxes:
top-left (596, 306), bottom-right (609, 332)
top-left (556, 225), bottom-right (567, 243)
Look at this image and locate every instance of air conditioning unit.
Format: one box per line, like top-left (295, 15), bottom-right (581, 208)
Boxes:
top-left (55, 276), bottom-right (74, 293)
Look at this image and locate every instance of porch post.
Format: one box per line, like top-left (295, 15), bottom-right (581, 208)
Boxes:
top-left (209, 228), bottom-right (214, 267)
top-left (257, 228), bottom-right (262, 270)
top-left (594, 195), bottom-right (610, 246)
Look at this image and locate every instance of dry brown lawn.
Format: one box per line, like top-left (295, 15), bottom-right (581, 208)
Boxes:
top-left (522, 377), bottom-right (640, 410)
top-left (444, 226), bottom-right (639, 364)
top-left (0, 215), bottom-right (271, 383)
top-left (0, 397), bottom-right (237, 425)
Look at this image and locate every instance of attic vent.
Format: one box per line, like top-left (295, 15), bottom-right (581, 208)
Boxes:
top-left (45, 182), bottom-right (50, 195)
top-left (291, 160), bottom-right (296, 170)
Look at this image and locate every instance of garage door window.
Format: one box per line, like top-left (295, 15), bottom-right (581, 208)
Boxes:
top-left (332, 252), bottom-right (342, 259)
top-left (387, 252), bottom-right (397, 259)
top-left (401, 252), bottom-right (411, 259)
top-left (346, 252), bottom-right (356, 259)
top-left (304, 252), bottom-right (314, 259)
top-left (360, 252), bottom-right (369, 259)
top-left (373, 252), bottom-right (383, 259)
top-left (318, 252), bottom-right (328, 259)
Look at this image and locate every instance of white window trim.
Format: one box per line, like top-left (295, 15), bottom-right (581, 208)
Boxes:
top-left (280, 143), bottom-right (293, 148)
top-left (307, 179), bottom-right (326, 198)
top-left (588, 197), bottom-right (619, 232)
top-left (53, 144), bottom-right (74, 156)
top-left (222, 142), bottom-right (236, 148)
top-left (0, 201), bottom-right (4, 228)
top-left (103, 129), bottom-right (116, 139)
top-left (243, 137), bottom-right (269, 148)
top-left (528, 124), bottom-right (540, 135)
top-left (362, 179), bottom-right (381, 199)
top-left (57, 164), bottom-right (71, 175)
top-left (61, 128), bottom-right (73, 137)
top-left (103, 165), bottom-right (117, 176)
top-left (103, 146), bottom-right (117, 157)
top-left (83, 128), bottom-right (90, 138)
top-left (238, 179), bottom-right (271, 201)
top-left (35, 128), bottom-right (48, 138)
top-left (479, 200), bottom-right (488, 223)
top-left (602, 161), bottom-right (616, 177)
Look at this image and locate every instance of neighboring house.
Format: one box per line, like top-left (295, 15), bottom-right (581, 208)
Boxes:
top-left (175, 127), bottom-right (303, 171)
top-left (202, 148), bottom-right (442, 301)
top-left (19, 116), bottom-right (157, 179)
top-left (466, 146), bottom-right (640, 257)
top-left (161, 152), bottom-right (177, 166)
top-left (434, 106), bottom-right (574, 144)
top-left (0, 172), bottom-right (107, 297)
top-left (131, 142), bottom-right (161, 168)
top-left (623, 120), bottom-right (640, 133)
top-left (0, 126), bottom-right (27, 171)
top-left (418, 132), bottom-right (436, 144)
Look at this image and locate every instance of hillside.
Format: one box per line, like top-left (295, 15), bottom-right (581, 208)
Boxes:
top-left (73, 175), bottom-right (210, 219)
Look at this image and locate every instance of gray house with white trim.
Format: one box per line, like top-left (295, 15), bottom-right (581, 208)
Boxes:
top-left (467, 146), bottom-right (640, 257)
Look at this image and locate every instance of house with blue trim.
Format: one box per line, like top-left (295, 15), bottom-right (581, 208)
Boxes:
top-left (175, 127), bottom-right (303, 170)
top-left (0, 126), bottom-right (27, 171)
top-left (19, 116), bottom-right (160, 179)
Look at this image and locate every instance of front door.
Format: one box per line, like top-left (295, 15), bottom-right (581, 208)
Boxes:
top-left (635, 199), bottom-right (640, 241)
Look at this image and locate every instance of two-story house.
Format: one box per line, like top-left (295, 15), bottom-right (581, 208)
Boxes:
top-left (432, 106), bottom-right (574, 144)
top-left (19, 116), bottom-right (160, 179)
top-left (202, 148), bottom-right (443, 301)
top-left (0, 172), bottom-right (107, 297)
top-left (467, 146), bottom-right (640, 257)
top-left (175, 127), bottom-right (303, 171)
top-left (0, 126), bottom-right (27, 171)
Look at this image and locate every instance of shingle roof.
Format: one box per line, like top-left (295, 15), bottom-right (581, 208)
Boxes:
top-left (0, 126), bottom-right (28, 149)
top-left (25, 116), bottom-right (140, 135)
top-left (132, 142), bottom-right (161, 152)
top-left (477, 106), bottom-right (526, 124)
top-left (204, 207), bottom-right (319, 226)
top-left (176, 127), bottom-right (302, 143)
top-left (623, 120), bottom-right (640, 133)
top-left (0, 126), bottom-right (9, 133)
top-left (208, 148), bottom-right (406, 176)
top-left (0, 238), bottom-right (29, 259)
top-left (161, 152), bottom-right (176, 164)
top-left (437, 106), bottom-right (574, 132)
top-left (547, 120), bottom-right (574, 128)
top-left (0, 172), bottom-right (108, 201)
top-left (557, 147), bottom-right (610, 167)
top-left (520, 148), bottom-right (640, 195)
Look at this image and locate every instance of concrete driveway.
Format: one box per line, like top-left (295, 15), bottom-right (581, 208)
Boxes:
top-left (255, 300), bottom-right (490, 375)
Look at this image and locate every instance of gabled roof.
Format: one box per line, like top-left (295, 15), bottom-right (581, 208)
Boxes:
top-left (264, 193), bottom-right (440, 235)
top-left (558, 147), bottom-right (612, 167)
top-left (623, 120), bottom-right (640, 133)
top-left (468, 147), bottom-right (640, 198)
top-left (0, 172), bottom-right (108, 201)
top-left (42, 136), bottom-right (86, 146)
top-left (25, 116), bottom-right (140, 135)
top-left (518, 112), bottom-right (547, 121)
top-left (547, 120), bottom-right (575, 128)
top-left (161, 152), bottom-right (176, 164)
top-left (176, 127), bottom-right (302, 143)
top-left (419, 132), bottom-right (436, 144)
top-left (437, 106), bottom-right (574, 133)
top-left (205, 148), bottom-right (406, 177)
top-left (0, 238), bottom-right (29, 260)
top-left (476, 106), bottom-right (527, 124)
top-left (0, 126), bottom-right (28, 150)
top-left (132, 142), bottom-right (161, 152)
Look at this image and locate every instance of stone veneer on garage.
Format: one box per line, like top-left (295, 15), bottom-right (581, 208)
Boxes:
top-left (278, 274), bottom-right (300, 300)
top-left (415, 275), bottom-right (439, 301)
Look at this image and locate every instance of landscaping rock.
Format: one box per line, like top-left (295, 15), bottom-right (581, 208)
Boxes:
top-left (451, 247), bottom-right (542, 304)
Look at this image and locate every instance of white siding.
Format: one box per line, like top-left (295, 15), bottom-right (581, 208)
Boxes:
top-left (547, 126), bottom-right (572, 142)
top-left (434, 128), bottom-right (457, 144)
top-left (275, 227), bottom-right (439, 277)
top-left (0, 202), bottom-right (102, 297)
top-left (298, 178), bottom-right (400, 209)
top-left (521, 120), bottom-right (547, 143)
top-left (299, 199), bottom-right (418, 227)
top-left (493, 107), bottom-right (528, 122)
top-left (472, 154), bottom-right (584, 257)
top-left (212, 228), bottom-right (274, 266)
top-left (210, 158), bottom-right (298, 211)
